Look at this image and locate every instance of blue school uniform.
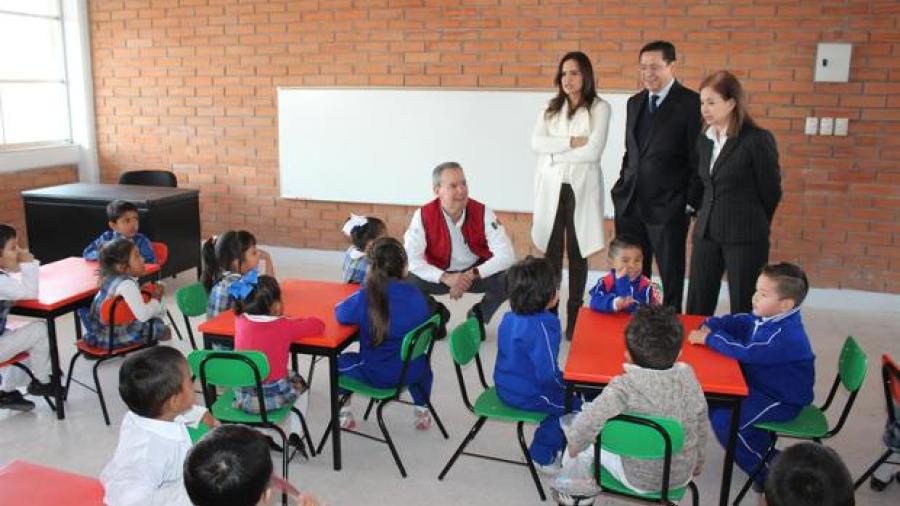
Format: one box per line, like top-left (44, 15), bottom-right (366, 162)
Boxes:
top-left (335, 281), bottom-right (433, 405)
top-left (83, 230), bottom-right (156, 264)
top-left (494, 310), bottom-right (578, 465)
top-left (206, 272), bottom-right (241, 318)
top-left (80, 275), bottom-right (165, 349)
top-left (588, 270), bottom-right (662, 313)
top-left (703, 306), bottom-right (815, 486)
top-left (341, 247), bottom-right (368, 284)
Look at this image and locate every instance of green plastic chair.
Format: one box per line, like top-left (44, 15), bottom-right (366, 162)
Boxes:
top-left (437, 317), bottom-right (549, 501)
top-left (315, 314), bottom-right (448, 477)
top-left (732, 336), bottom-right (868, 504)
top-left (592, 414), bottom-right (699, 506)
top-left (175, 282), bottom-right (207, 350)
top-left (188, 350), bottom-right (316, 505)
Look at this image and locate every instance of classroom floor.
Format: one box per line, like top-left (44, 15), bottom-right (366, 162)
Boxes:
top-left (1, 246), bottom-right (898, 506)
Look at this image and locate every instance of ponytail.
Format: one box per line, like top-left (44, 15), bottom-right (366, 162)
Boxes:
top-left (365, 237), bottom-right (407, 347)
top-left (201, 236), bottom-right (220, 292)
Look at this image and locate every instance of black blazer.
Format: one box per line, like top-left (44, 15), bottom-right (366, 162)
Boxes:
top-left (611, 80), bottom-right (701, 225)
top-left (693, 124), bottom-right (782, 244)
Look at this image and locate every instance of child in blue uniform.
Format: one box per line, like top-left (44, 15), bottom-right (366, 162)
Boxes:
top-left (340, 214), bottom-right (386, 284)
top-left (494, 255), bottom-right (578, 473)
top-left (83, 200), bottom-right (156, 264)
top-left (201, 230), bottom-right (274, 318)
top-left (588, 236), bottom-right (662, 313)
top-left (689, 262), bottom-right (815, 489)
top-left (335, 237), bottom-right (435, 431)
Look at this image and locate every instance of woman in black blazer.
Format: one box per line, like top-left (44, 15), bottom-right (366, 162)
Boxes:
top-left (686, 71), bottom-right (782, 315)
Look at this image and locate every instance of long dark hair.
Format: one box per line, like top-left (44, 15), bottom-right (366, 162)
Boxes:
top-left (233, 275), bottom-right (281, 316)
top-left (201, 230), bottom-right (257, 291)
top-left (98, 237), bottom-right (136, 279)
top-left (365, 237), bottom-right (406, 347)
top-left (348, 217), bottom-right (387, 252)
top-left (545, 51), bottom-right (598, 120)
top-left (699, 70), bottom-right (758, 137)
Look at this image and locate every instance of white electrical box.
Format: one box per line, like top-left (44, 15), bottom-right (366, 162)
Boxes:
top-left (805, 117), bottom-right (818, 135)
top-left (815, 43), bottom-right (852, 82)
top-left (834, 118), bottom-right (849, 136)
top-left (820, 117), bottom-right (834, 136)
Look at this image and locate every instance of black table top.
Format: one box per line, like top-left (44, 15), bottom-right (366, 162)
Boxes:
top-left (21, 183), bottom-right (199, 204)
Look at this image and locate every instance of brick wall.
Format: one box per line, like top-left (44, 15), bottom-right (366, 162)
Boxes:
top-left (0, 166), bottom-right (79, 245)
top-left (89, 0), bottom-right (900, 292)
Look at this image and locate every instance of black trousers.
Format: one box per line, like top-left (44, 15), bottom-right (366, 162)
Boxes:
top-left (405, 271), bottom-right (508, 324)
top-left (615, 208), bottom-right (689, 312)
top-left (685, 235), bottom-right (769, 316)
top-left (545, 184), bottom-right (587, 334)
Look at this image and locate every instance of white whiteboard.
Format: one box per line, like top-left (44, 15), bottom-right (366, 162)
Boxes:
top-left (277, 88), bottom-right (628, 216)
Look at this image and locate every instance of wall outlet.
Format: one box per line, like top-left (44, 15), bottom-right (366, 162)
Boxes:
top-left (834, 118), bottom-right (849, 136)
top-left (804, 117), bottom-right (818, 135)
top-left (819, 117), bottom-right (834, 135)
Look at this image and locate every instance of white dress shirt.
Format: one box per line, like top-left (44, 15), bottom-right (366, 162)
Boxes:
top-left (649, 77), bottom-right (676, 109)
top-left (404, 204), bottom-right (515, 284)
top-left (705, 126), bottom-right (729, 174)
top-left (0, 260), bottom-right (40, 301)
top-left (100, 406), bottom-right (207, 506)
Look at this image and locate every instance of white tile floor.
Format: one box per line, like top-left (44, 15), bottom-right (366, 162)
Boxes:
top-left (1, 246), bottom-right (898, 505)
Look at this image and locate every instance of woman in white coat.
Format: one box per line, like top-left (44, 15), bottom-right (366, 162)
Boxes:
top-left (531, 51), bottom-right (611, 339)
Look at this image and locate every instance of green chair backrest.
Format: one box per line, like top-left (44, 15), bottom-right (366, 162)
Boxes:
top-left (188, 350), bottom-right (270, 388)
top-left (838, 336), bottom-right (867, 392)
top-left (176, 282), bottom-right (209, 318)
top-left (600, 413), bottom-right (685, 459)
top-left (449, 317), bottom-right (482, 366)
top-left (400, 314), bottom-right (441, 362)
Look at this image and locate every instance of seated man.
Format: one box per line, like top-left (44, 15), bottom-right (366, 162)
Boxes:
top-left (404, 161), bottom-right (515, 335)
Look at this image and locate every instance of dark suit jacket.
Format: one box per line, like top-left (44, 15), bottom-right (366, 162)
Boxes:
top-left (611, 81), bottom-right (702, 225)
top-left (693, 124), bottom-right (782, 244)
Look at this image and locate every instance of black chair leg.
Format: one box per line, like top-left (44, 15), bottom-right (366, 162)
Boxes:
top-left (517, 421), bottom-right (546, 501)
top-left (167, 309), bottom-right (184, 342)
top-left (854, 450), bottom-right (894, 490)
top-left (363, 398), bottom-right (376, 421)
top-left (182, 315), bottom-right (197, 350)
top-left (376, 400), bottom-right (406, 477)
top-left (93, 358), bottom-right (111, 425)
top-left (438, 416), bottom-right (487, 479)
top-left (427, 401), bottom-right (449, 439)
top-left (64, 351), bottom-right (83, 401)
top-left (267, 424), bottom-right (289, 506)
top-left (292, 407), bottom-right (317, 458)
top-left (688, 481), bottom-right (699, 506)
top-left (733, 435), bottom-right (778, 505)
top-left (316, 393), bottom-right (350, 454)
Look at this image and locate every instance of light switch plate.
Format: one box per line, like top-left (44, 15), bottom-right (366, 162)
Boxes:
top-left (815, 43), bottom-right (852, 82)
top-left (820, 117), bottom-right (834, 135)
top-left (834, 118), bottom-right (849, 136)
top-left (805, 117), bottom-right (818, 135)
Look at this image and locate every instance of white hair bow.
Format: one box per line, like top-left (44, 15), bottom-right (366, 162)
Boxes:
top-left (341, 214), bottom-right (369, 236)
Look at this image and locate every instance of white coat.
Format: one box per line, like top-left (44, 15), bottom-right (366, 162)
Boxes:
top-left (530, 97), bottom-right (611, 258)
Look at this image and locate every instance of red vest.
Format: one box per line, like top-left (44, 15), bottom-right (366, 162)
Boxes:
top-left (421, 198), bottom-right (493, 270)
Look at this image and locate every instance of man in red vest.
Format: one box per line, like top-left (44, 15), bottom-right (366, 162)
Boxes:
top-left (404, 162), bottom-right (515, 336)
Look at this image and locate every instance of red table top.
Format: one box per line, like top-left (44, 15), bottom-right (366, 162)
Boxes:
top-left (198, 279), bottom-right (359, 349)
top-left (14, 257), bottom-right (160, 311)
top-left (564, 309), bottom-right (749, 397)
top-left (0, 460), bottom-right (104, 505)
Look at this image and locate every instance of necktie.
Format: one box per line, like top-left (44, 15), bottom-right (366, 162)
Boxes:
top-left (650, 94), bottom-right (660, 114)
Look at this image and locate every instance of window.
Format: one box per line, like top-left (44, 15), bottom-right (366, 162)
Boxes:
top-left (0, 0), bottom-right (72, 148)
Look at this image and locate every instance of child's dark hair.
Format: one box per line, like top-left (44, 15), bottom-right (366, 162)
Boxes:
top-left (625, 305), bottom-right (683, 370)
top-left (0, 224), bottom-right (17, 249)
top-left (608, 235), bottom-right (643, 259)
top-left (201, 230), bottom-right (257, 291)
top-left (366, 237), bottom-right (406, 347)
top-left (507, 256), bottom-right (560, 315)
top-left (233, 275), bottom-right (281, 316)
top-left (760, 262), bottom-right (809, 307)
top-left (106, 199), bottom-right (139, 222)
top-left (347, 216), bottom-right (387, 252)
top-left (764, 442), bottom-right (854, 506)
top-left (98, 237), bottom-right (137, 278)
top-left (118, 346), bottom-right (187, 419)
top-left (184, 425), bottom-right (273, 506)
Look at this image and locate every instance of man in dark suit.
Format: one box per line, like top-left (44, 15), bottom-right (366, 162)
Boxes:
top-left (611, 40), bottom-right (701, 312)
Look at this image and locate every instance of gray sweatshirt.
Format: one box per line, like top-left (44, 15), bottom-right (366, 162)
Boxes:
top-left (564, 362), bottom-right (709, 493)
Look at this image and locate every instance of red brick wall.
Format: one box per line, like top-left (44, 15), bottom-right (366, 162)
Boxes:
top-left (0, 166), bottom-right (79, 246)
top-left (88, 0), bottom-right (900, 292)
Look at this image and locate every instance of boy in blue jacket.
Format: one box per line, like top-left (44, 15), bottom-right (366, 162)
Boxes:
top-left (494, 256), bottom-right (579, 473)
top-left (83, 200), bottom-right (156, 263)
top-left (689, 262), bottom-right (815, 489)
top-left (588, 236), bottom-right (662, 313)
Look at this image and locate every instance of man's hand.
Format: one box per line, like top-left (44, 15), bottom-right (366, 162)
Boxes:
top-left (442, 271), bottom-right (476, 299)
top-left (688, 326), bottom-right (710, 345)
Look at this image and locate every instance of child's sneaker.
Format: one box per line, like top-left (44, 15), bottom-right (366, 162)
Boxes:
top-left (0, 390), bottom-right (36, 412)
top-left (339, 407), bottom-right (356, 430)
top-left (414, 406), bottom-right (432, 431)
top-left (550, 489), bottom-right (595, 506)
top-left (26, 380), bottom-right (54, 397)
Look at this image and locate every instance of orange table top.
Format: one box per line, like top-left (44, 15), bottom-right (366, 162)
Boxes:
top-left (0, 460), bottom-right (104, 505)
top-left (14, 257), bottom-right (160, 311)
top-left (564, 309), bottom-right (749, 397)
top-left (198, 279), bottom-right (359, 349)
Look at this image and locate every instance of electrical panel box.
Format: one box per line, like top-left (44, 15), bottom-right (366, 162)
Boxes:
top-left (815, 43), bottom-right (852, 82)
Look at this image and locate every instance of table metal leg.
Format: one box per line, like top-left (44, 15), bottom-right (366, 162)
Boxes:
top-left (564, 383), bottom-right (574, 412)
top-left (329, 353), bottom-right (341, 471)
top-left (719, 398), bottom-right (742, 506)
top-left (47, 317), bottom-right (65, 420)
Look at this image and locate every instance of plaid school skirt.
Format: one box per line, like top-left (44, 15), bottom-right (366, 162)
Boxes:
top-left (233, 371), bottom-right (307, 414)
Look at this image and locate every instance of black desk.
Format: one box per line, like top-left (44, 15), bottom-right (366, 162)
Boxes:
top-left (21, 183), bottom-right (201, 278)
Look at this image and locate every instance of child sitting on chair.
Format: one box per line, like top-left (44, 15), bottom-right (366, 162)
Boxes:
top-left (763, 442), bottom-right (854, 506)
top-left (184, 425), bottom-right (320, 506)
top-left (102, 346), bottom-right (219, 506)
top-left (83, 199), bottom-right (156, 263)
top-left (202, 230), bottom-right (274, 319)
top-left (81, 237), bottom-right (170, 348)
top-left (688, 262), bottom-right (815, 491)
top-left (0, 224), bottom-right (53, 411)
top-left (552, 305), bottom-right (708, 506)
top-left (588, 236), bottom-right (662, 313)
top-left (340, 214), bottom-right (387, 284)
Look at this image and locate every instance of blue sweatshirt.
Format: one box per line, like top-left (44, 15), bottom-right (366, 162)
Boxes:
top-left (494, 310), bottom-right (565, 402)
top-left (589, 270), bottom-right (661, 313)
top-left (83, 230), bottom-right (156, 264)
top-left (335, 281), bottom-right (431, 381)
top-left (703, 307), bottom-right (815, 407)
